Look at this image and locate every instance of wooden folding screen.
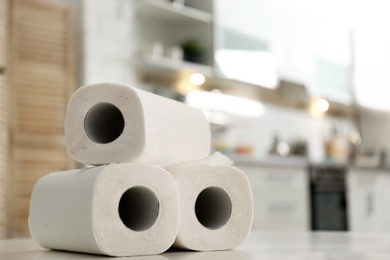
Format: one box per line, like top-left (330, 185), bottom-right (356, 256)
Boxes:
top-left (9, 0), bottom-right (75, 237)
top-left (0, 0), bottom-right (9, 239)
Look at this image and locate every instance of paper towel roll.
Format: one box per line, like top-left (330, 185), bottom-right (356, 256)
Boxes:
top-left (165, 160), bottom-right (253, 251)
top-left (29, 163), bottom-right (180, 257)
top-left (34, 250), bottom-right (168, 260)
top-left (173, 250), bottom-right (252, 260)
top-left (65, 83), bottom-right (210, 165)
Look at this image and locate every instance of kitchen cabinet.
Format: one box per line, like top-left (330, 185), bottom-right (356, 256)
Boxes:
top-left (309, 23), bottom-right (352, 105)
top-left (268, 3), bottom-right (315, 86)
top-left (238, 163), bottom-right (309, 231)
top-left (353, 2), bottom-right (390, 111)
top-left (347, 168), bottom-right (390, 232)
top-left (213, 0), bottom-right (278, 88)
top-left (268, 2), bottom-right (352, 104)
top-left (213, 0), bottom-right (352, 102)
top-left (238, 162), bottom-right (390, 232)
top-left (214, 0), bottom-right (271, 41)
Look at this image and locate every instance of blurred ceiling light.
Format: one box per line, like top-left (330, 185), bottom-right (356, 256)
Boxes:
top-left (186, 90), bottom-right (265, 117)
top-left (189, 73), bottom-right (206, 86)
top-left (314, 98), bottom-right (330, 112)
top-left (309, 98), bottom-right (330, 118)
top-left (215, 49), bottom-right (278, 89)
top-left (175, 78), bottom-right (199, 95)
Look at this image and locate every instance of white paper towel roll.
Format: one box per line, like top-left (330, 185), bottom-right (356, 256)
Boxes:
top-left (174, 250), bottom-right (252, 260)
top-left (64, 83), bottom-right (211, 165)
top-left (33, 250), bottom-right (168, 260)
top-left (165, 159), bottom-right (253, 251)
top-left (29, 163), bottom-right (180, 257)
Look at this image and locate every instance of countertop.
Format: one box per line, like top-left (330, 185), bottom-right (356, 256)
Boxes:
top-left (231, 154), bottom-right (308, 168)
top-left (231, 154), bottom-right (390, 171)
top-left (3, 231), bottom-right (390, 259)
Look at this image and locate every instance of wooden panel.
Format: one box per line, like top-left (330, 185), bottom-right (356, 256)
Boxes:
top-left (0, 0), bottom-right (9, 239)
top-left (10, 0), bottom-right (75, 237)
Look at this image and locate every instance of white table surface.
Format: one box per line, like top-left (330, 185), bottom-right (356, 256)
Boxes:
top-left (2, 231), bottom-right (390, 259)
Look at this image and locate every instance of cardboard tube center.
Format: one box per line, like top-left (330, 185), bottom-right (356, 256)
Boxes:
top-left (195, 186), bottom-right (232, 230)
top-left (84, 102), bottom-right (125, 144)
top-left (118, 186), bottom-right (160, 232)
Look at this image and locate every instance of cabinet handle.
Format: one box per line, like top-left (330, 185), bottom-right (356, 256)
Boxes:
top-left (0, 66), bottom-right (5, 75)
top-left (366, 193), bottom-right (373, 216)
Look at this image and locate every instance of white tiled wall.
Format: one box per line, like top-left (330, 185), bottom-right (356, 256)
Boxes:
top-left (359, 110), bottom-right (390, 166)
top-left (214, 104), bottom-right (356, 162)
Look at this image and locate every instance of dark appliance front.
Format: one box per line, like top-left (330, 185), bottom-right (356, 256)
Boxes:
top-left (309, 165), bottom-right (348, 231)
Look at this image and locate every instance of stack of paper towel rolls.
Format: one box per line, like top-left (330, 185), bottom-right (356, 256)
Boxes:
top-left (29, 83), bottom-right (253, 257)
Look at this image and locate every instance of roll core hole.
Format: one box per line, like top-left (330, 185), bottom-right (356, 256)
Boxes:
top-left (84, 102), bottom-right (125, 144)
top-left (118, 186), bottom-right (160, 232)
top-left (195, 186), bottom-right (232, 230)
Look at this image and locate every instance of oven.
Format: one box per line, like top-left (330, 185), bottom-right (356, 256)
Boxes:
top-left (308, 165), bottom-right (348, 231)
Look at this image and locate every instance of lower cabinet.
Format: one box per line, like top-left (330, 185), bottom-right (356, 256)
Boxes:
top-left (238, 164), bottom-right (309, 231)
top-left (347, 168), bottom-right (390, 232)
top-left (238, 163), bottom-right (390, 232)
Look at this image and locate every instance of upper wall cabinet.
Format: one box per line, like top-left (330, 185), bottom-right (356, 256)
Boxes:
top-left (268, 3), bottom-right (315, 85)
top-left (213, 0), bottom-right (278, 89)
top-left (268, 2), bottom-right (352, 104)
top-left (214, 0), bottom-right (271, 41)
top-left (353, 2), bottom-right (390, 111)
top-left (214, 0), bottom-right (353, 103)
top-left (308, 19), bottom-right (352, 105)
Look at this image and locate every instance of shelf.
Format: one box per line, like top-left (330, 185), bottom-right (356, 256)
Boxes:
top-left (138, 55), bottom-right (214, 77)
top-left (134, 0), bottom-right (212, 24)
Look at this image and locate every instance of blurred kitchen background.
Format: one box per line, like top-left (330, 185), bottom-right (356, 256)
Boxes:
top-left (2, 0), bottom-right (390, 238)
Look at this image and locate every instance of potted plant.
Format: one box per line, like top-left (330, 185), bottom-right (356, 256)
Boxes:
top-left (180, 38), bottom-right (205, 64)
